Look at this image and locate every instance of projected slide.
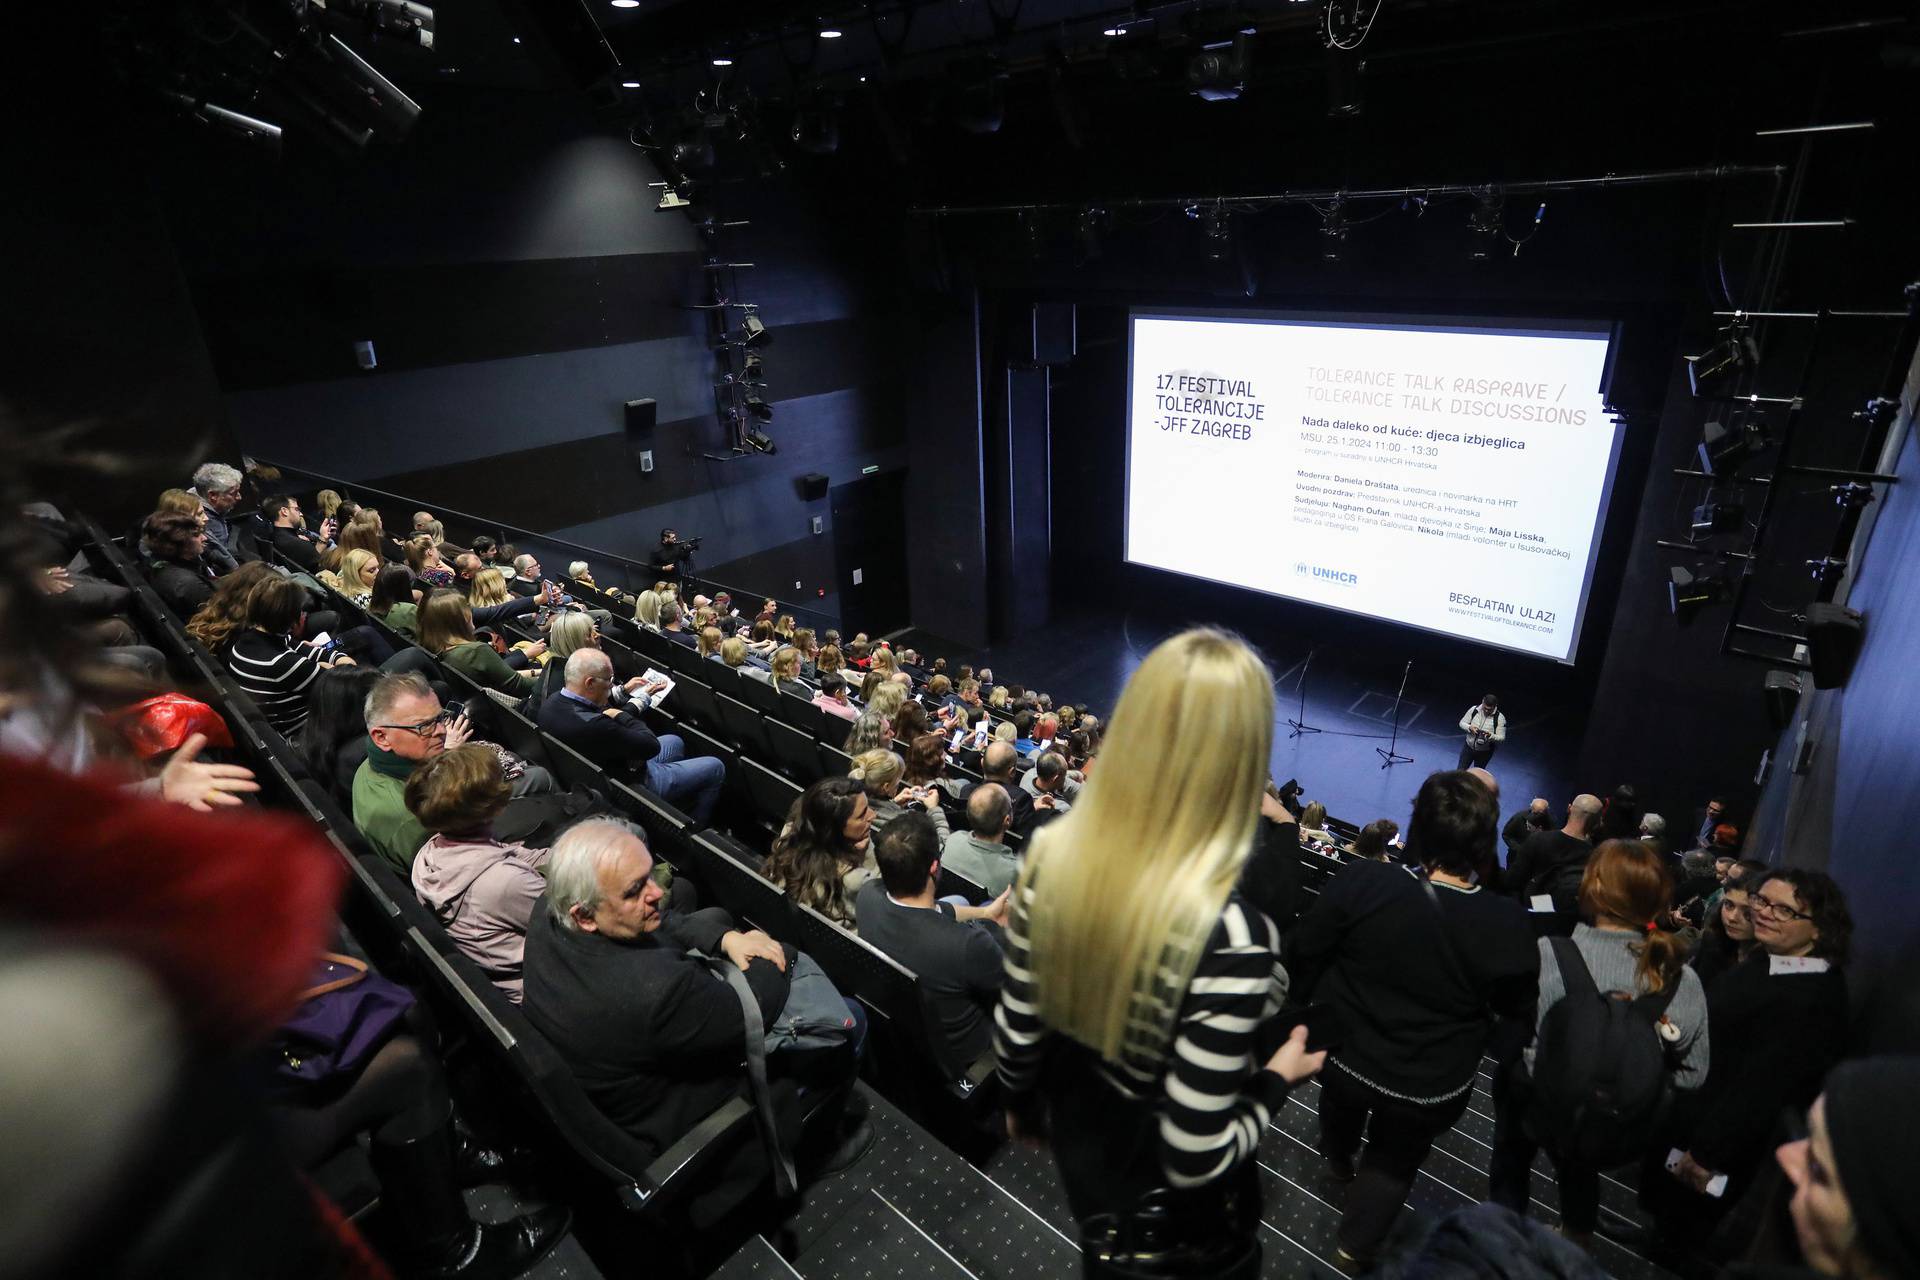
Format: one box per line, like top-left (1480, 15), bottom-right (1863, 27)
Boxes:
top-left (1124, 310), bottom-right (1623, 663)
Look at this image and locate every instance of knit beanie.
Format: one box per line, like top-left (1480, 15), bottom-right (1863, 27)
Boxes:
top-left (1822, 1055), bottom-right (1920, 1279)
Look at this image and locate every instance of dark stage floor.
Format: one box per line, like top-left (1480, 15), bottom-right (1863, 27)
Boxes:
top-left (891, 608), bottom-right (1589, 855)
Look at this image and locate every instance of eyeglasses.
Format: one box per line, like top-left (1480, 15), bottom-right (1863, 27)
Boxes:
top-left (1749, 895), bottom-right (1812, 924)
top-left (374, 708), bottom-right (457, 735)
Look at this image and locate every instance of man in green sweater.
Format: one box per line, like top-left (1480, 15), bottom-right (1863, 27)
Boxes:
top-left (353, 672), bottom-right (473, 869)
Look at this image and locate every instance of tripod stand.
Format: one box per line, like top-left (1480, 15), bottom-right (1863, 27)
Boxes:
top-left (1286, 648), bottom-right (1323, 739)
top-left (1376, 661), bottom-right (1415, 769)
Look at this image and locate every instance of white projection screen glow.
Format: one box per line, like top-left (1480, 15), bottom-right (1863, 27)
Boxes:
top-left (1124, 309), bottom-right (1625, 663)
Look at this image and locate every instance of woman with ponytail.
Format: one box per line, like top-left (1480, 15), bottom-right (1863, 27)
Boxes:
top-left (1489, 838), bottom-right (1710, 1248)
top-left (991, 629), bottom-right (1326, 1278)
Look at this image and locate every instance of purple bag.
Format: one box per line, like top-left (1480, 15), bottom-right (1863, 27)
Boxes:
top-left (268, 952), bottom-right (415, 1095)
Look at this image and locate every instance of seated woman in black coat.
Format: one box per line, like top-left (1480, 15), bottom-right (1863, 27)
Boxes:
top-left (300, 665), bottom-right (384, 801)
top-left (142, 510), bottom-right (222, 619)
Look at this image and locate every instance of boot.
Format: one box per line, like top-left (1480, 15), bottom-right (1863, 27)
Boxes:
top-left (370, 1124), bottom-right (570, 1280)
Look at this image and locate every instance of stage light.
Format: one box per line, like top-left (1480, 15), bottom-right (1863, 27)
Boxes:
top-left (1687, 319), bottom-right (1758, 396)
top-left (611, 0), bottom-right (639, 7)
top-left (1697, 415), bottom-right (1768, 476)
top-left (743, 386), bottom-right (773, 422)
top-left (1690, 499), bottom-right (1745, 534)
top-left (819, 28), bottom-right (843, 39)
top-left (1320, 202), bottom-right (1349, 261)
top-left (1187, 32), bottom-right (1251, 101)
top-left (670, 136), bottom-right (715, 169)
top-left (744, 423), bottom-right (778, 454)
top-left (1668, 565), bottom-right (1725, 623)
top-left (1201, 206), bottom-right (1232, 260)
top-left (729, 306), bottom-right (770, 346)
top-left (741, 351), bottom-right (767, 386)
top-left (1468, 191), bottom-right (1504, 259)
top-left (621, 80), bottom-right (640, 88)
top-left (712, 57), bottom-right (734, 68)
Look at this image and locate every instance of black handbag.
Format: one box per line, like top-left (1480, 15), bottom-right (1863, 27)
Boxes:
top-left (1079, 1180), bottom-right (1262, 1279)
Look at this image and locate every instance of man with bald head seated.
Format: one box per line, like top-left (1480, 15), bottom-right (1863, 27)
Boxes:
top-left (961, 740), bottom-right (1035, 835)
top-left (1503, 792), bottom-right (1602, 908)
top-left (537, 648), bottom-right (724, 824)
top-left (941, 783), bottom-right (1020, 897)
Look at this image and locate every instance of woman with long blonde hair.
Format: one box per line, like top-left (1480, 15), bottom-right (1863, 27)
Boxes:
top-left (466, 568), bottom-right (512, 609)
top-left (993, 629), bottom-right (1323, 1277)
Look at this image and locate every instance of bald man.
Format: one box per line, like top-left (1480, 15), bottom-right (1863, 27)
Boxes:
top-left (537, 649), bottom-right (724, 824)
top-left (1505, 792), bottom-right (1602, 909)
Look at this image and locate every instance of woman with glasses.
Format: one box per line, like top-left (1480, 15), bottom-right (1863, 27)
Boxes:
top-left (1650, 868), bottom-right (1853, 1250)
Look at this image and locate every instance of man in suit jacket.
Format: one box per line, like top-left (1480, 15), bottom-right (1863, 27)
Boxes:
top-left (523, 819), bottom-right (871, 1220)
top-left (537, 648), bottom-right (722, 824)
top-left (854, 814), bottom-right (1009, 1074)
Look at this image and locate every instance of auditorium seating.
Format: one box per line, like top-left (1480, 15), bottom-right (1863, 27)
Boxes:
top-left (88, 492), bottom-right (1694, 1279)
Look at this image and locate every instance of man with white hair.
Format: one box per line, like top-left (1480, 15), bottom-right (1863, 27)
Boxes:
top-left (189, 461), bottom-right (246, 571)
top-left (537, 648), bottom-right (723, 823)
top-left (412, 510), bottom-right (435, 534)
top-left (521, 818), bottom-right (875, 1188)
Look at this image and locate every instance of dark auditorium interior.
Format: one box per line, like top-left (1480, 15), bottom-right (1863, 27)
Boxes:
top-left (6, 0), bottom-right (1920, 1277)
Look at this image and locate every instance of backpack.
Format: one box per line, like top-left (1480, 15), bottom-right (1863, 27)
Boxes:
top-left (1523, 936), bottom-right (1678, 1167)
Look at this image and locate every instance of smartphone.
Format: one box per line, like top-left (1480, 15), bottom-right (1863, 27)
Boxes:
top-left (1266, 1003), bottom-right (1347, 1054)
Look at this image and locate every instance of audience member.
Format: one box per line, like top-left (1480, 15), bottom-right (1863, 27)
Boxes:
top-left (141, 511), bottom-right (221, 618)
top-left (1689, 859), bottom-right (1767, 986)
top-left (659, 600), bottom-right (695, 646)
top-left (184, 561), bottom-right (277, 653)
top-left (1289, 769), bottom-right (1538, 1269)
top-left (1299, 800), bottom-right (1332, 843)
top-left (532, 612), bottom-right (663, 712)
top-left (418, 590), bottom-right (540, 699)
top-left (770, 646), bottom-right (810, 697)
top-left (190, 462), bottom-right (247, 570)
top-left (1691, 796), bottom-right (1729, 851)
top-left (1015, 750), bottom-right (1074, 837)
top-left (845, 709), bottom-right (891, 756)
top-left (1505, 792), bottom-right (1602, 908)
top-left (536, 649), bottom-right (722, 824)
top-left (256, 494), bottom-right (321, 573)
top-left (298, 664), bottom-right (382, 800)
top-left (405, 535), bottom-right (455, 589)
top-left (722, 635), bottom-right (768, 683)
top-left (857, 814), bottom-right (1010, 1072)
top-left (941, 782), bottom-right (1019, 897)
top-left (850, 748), bottom-right (950, 843)
top-left (523, 819), bottom-right (869, 1203)
top-left (993, 628), bottom-right (1325, 1277)
top-left (1489, 839), bottom-right (1709, 1248)
top-left (353, 672), bottom-right (473, 869)
top-left (466, 567), bottom-right (513, 609)
top-left (407, 744), bottom-right (550, 1002)
top-left (812, 671), bottom-right (859, 723)
top-left (225, 576), bottom-right (355, 737)
top-left (367, 563), bottom-right (419, 638)
top-left (1649, 869), bottom-right (1852, 1244)
top-left (1353, 818), bottom-right (1400, 862)
top-left (763, 777), bottom-right (878, 931)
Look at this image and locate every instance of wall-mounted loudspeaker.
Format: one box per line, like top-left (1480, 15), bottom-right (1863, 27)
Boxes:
top-left (797, 472), bottom-right (829, 502)
top-left (624, 398), bottom-right (656, 471)
top-left (1804, 603), bottom-right (1864, 690)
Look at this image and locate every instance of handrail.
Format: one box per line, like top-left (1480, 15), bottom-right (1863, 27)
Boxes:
top-left (257, 459), bottom-right (842, 634)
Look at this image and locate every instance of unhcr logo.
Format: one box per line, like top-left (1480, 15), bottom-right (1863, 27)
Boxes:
top-left (1296, 562), bottom-right (1358, 586)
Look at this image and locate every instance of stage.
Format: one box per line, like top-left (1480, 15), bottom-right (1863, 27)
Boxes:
top-left (893, 608), bottom-right (1587, 856)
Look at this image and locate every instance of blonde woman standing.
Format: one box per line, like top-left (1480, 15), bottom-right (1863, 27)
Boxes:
top-left (993, 628), bottom-right (1324, 1278)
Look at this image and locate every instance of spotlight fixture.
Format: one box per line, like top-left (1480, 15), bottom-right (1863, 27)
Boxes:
top-left (1668, 565), bottom-right (1725, 623)
top-left (729, 306), bottom-right (770, 346)
top-left (1690, 498), bottom-right (1745, 534)
top-left (1468, 191), bottom-right (1504, 259)
top-left (1320, 202), bottom-right (1349, 261)
top-left (654, 180), bottom-right (693, 210)
top-left (744, 423), bottom-right (778, 454)
top-left (740, 351), bottom-right (767, 386)
top-left (1201, 205), bottom-right (1232, 260)
top-left (1187, 32), bottom-right (1251, 101)
top-left (743, 386), bottom-right (774, 422)
top-left (1687, 319), bottom-right (1759, 397)
top-left (1697, 414), bottom-right (1768, 477)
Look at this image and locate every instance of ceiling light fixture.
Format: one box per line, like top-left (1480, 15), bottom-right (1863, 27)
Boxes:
top-left (712, 56), bottom-right (734, 67)
top-left (819, 28), bottom-right (843, 39)
top-left (610, 0), bottom-right (639, 7)
top-left (621, 80), bottom-right (640, 88)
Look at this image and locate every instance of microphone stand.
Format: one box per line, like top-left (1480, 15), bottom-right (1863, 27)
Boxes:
top-left (1286, 647), bottom-right (1323, 739)
top-left (1376, 660), bottom-right (1414, 769)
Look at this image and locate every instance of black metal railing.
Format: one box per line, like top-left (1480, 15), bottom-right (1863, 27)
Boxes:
top-left (259, 460), bottom-right (842, 635)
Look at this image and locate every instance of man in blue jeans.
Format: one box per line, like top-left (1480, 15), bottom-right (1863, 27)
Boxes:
top-left (537, 648), bottom-right (726, 824)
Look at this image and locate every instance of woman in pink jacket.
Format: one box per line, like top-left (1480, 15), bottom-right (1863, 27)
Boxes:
top-left (407, 745), bottom-right (550, 1002)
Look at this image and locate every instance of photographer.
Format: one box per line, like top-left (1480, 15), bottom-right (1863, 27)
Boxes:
top-left (651, 527), bottom-right (696, 582)
top-left (850, 749), bottom-right (949, 844)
